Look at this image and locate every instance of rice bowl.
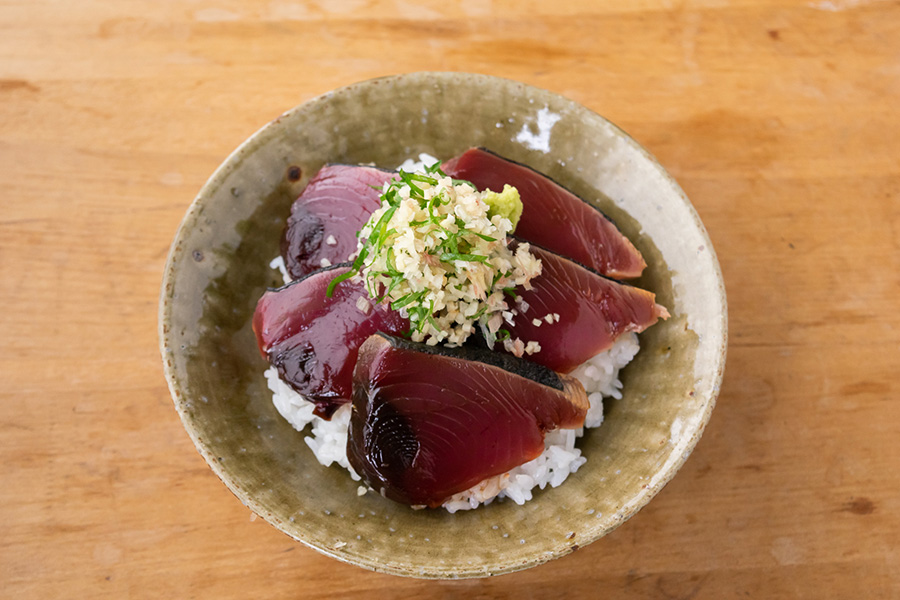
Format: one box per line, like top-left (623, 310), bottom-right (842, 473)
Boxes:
top-left (159, 72), bottom-right (726, 578)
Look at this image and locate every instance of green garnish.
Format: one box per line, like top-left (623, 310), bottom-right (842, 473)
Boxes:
top-left (439, 253), bottom-right (489, 263)
top-left (483, 184), bottom-right (523, 228)
top-left (326, 160), bottom-right (541, 347)
top-left (325, 269), bottom-right (356, 297)
top-left (391, 290), bottom-right (427, 311)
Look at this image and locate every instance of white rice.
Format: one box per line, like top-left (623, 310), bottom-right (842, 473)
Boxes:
top-left (265, 332), bottom-right (640, 512)
top-left (397, 152), bottom-right (440, 172)
top-left (269, 255), bottom-right (292, 285)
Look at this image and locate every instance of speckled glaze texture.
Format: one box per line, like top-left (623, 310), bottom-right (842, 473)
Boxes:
top-left (159, 72), bottom-right (727, 579)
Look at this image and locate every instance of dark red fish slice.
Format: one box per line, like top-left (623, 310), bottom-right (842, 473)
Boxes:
top-left (281, 164), bottom-right (395, 280)
top-left (252, 265), bottom-right (409, 419)
top-left (502, 243), bottom-right (669, 374)
top-left (348, 333), bottom-right (589, 507)
top-left (442, 147), bottom-right (647, 279)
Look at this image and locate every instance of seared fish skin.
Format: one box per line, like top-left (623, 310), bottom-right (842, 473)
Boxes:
top-left (501, 242), bottom-right (669, 373)
top-left (281, 164), bottom-right (395, 280)
top-left (252, 265), bottom-right (409, 419)
top-left (348, 333), bottom-right (588, 507)
top-left (442, 147), bottom-right (647, 279)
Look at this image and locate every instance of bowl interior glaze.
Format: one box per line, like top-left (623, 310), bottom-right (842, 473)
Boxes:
top-left (159, 72), bottom-right (726, 579)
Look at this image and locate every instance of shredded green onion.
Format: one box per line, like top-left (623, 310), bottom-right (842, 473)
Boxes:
top-left (326, 160), bottom-right (539, 347)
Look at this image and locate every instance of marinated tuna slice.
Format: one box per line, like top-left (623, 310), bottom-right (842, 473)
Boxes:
top-left (442, 147), bottom-right (647, 279)
top-left (348, 333), bottom-right (589, 507)
top-left (252, 265), bottom-right (409, 419)
top-left (282, 165), bottom-right (396, 280)
top-left (502, 243), bottom-right (669, 374)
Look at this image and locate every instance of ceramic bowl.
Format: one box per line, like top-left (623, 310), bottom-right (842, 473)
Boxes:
top-left (159, 72), bottom-right (726, 578)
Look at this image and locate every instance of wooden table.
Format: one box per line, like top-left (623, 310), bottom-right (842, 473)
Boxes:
top-left (3, 1), bottom-right (898, 597)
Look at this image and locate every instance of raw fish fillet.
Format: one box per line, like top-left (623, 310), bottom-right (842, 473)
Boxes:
top-left (348, 334), bottom-right (589, 507)
top-left (252, 265), bottom-right (409, 419)
top-left (281, 165), bottom-right (395, 280)
top-left (442, 147), bottom-right (647, 279)
top-left (502, 242), bottom-right (669, 373)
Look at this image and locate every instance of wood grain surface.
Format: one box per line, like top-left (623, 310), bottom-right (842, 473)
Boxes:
top-left (2, 0), bottom-right (899, 597)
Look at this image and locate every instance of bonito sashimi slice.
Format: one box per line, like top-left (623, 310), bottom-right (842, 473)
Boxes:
top-left (348, 333), bottom-right (589, 507)
top-left (501, 242), bottom-right (669, 374)
top-left (281, 164), bottom-right (395, 280)
top-left (442, 147), bottom-right (647, 279)
top-left (252, 265), bottom-right (409, 419)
